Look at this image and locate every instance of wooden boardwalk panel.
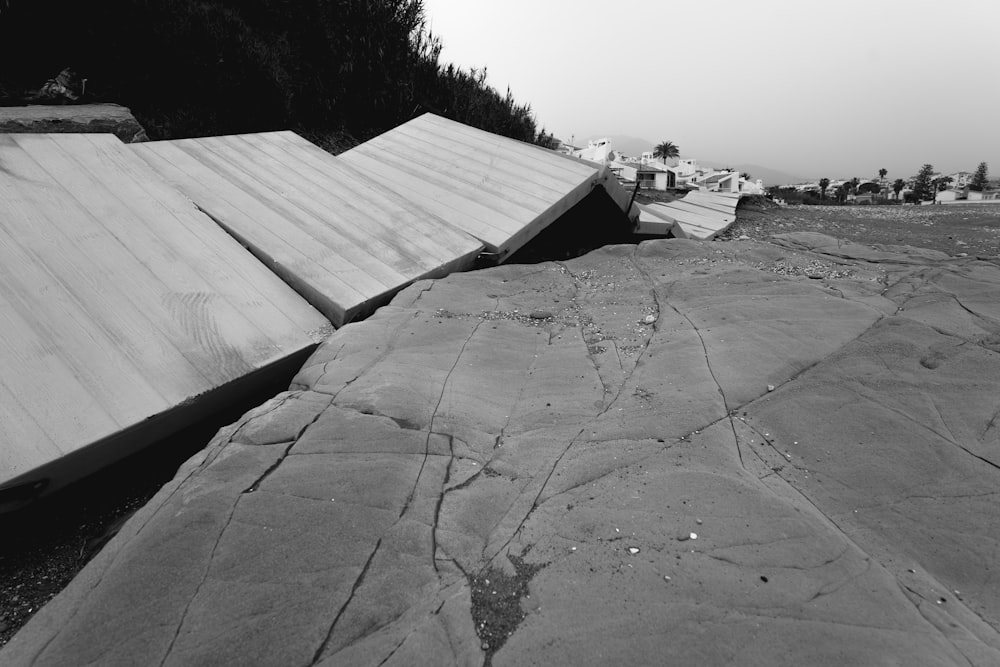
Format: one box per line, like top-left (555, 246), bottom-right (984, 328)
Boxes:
top-left (636, 191), bottom-right (741, 240)
top-left (0, 133), bottom-right (329, 503)
top-left (339, 113), bottom-right (613, 260)
top-left (131, 131), bottom-right (484, 326)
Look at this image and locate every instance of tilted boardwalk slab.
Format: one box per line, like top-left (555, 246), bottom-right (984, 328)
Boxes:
top-left (637, 190), bottom-right (741, 239)
top-left (339, 113), bottom-right (627, 261)
top-left (0, 133), bottom-right (329, 505)
top-left (130, 131), bottom-right (485, 327)
top-left (7, 234), bottom-right (1000, 665)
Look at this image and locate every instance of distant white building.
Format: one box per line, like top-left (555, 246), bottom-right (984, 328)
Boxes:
top-left (573, 138), bottom-right (615, 164)
top-left (949, 171), bottom-right (974, 188)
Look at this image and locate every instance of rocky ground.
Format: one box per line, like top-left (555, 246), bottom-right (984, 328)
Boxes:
top-left (0, 384), bottom-right (290, 647)
top-left (2, 201), bottom-right (999, 661)
top-left (721, 200), bottom-right (1000, 258)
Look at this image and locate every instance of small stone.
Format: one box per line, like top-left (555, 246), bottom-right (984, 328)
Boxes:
top-left (663, 575), bottom-right (671, 582)
top-left (529, 310), bottom-right (553, 319)
top-left (628, 547), bottom-right (640, 555)
top-left (690, 532), bottom-right (698, 540)
top-left (695, 518), bottom-right (703, 525)
top-left (643, 314), bottom-right (656, 324)
top-left (482, 642), bottom-right (490, 650)
top-left (767, 384), bottom-right (776, 392)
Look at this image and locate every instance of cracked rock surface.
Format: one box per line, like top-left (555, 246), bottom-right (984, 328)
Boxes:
top-left (4, 233), bottom-right (1000, 666)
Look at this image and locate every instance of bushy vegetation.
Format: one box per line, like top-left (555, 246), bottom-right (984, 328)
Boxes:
top-left (0, 0), bottom-right (552, 150)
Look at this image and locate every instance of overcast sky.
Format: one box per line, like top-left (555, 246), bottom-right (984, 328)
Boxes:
top-left (420, 0), bottom-right (999, 181)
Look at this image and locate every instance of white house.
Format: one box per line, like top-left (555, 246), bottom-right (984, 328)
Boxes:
top-left (949, 171), bottom-right (974, 188)
top-left (636, 165), bottom-right (676, 190)
top-left (939, 188), bottom-right (999, 204)
top-left (937, 188), bottom-right (964, 203)
top-left (573, 138), bottom-right (614, 164)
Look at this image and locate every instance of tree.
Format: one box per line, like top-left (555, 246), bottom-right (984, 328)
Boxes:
top-left (534, 127), bottom-right (559, 150)
top-left (653, 141), bottom-right (679, 164)
top-left (850, 177), bottom-right (860, 195)
top-left (970, 162), bottom-right (989, 191)
top-left (935, 175), bottom-right (953, 192)
top-left (0, 0), bottom-right (550, 146)
top-left (834, 184), bottom-right (848, 203)
top-left (893, 178), bottom-right (905, 200)
top-left (912, 164), bottom-right (936, 201)
top-left (879, 167), bottom-right (887, 184)
top-left (819, 177), bottom-right (830, 200)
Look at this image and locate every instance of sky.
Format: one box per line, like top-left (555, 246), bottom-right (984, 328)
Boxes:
top-left (420, 0), bottom-right (1000, 182)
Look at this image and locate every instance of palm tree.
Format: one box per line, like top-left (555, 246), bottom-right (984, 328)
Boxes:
top-left (878, 168), bottom-right (887, 184)
top-left (653, 141), bottom-right (679, 165)
top-left (819, 177), bottom-right (830, 200)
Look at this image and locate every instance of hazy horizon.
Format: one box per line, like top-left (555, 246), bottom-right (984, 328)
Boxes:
top-left (421, 0), bottom-right (999, 181)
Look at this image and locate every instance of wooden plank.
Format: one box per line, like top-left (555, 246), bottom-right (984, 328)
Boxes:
top-left (178, 136), bottom-right (418, 287)
top-left (12, 134), bottom-right (275, 382)
top-left (170, 138), bottom-right (404, 292)
top-left (131, 131), bottom-right (484, 326)
top-left (635, 204), bottom-right (677, 235)
top-left (392, 122), bottom-right (581, 198)
top-left (348, 139), bottom-right (543, 224)
top-left (360, 131), bottom-right (557, 211)
top-left (0, 134), bottom-right (329, 499)
top-left (674, 200), bottom-right (737, 216)
top-left (419, 114), bottom-right (597, 181)
top-left (130, 141), bottom-right (371, 324)
top-left (74, 134), bottom-right (328, 339)
top-left (661, 200), bottom-right (736, 221)
top-left (0, 136), bottom-right (220, 394)
top-left (339, 113), bottom-right (611, 258)
top-left (203, 134), bottom-right (448, 272)
top-left (338, 148), bottom-right (514, 252)
top-left (245, 131), bottom-right (492, 268)
top-left (646, 203), bottom-right (721, 228)
top-left (235, 134), bottom-right (476, 267)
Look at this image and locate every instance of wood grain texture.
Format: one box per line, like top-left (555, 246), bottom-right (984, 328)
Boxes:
top-left (338, 113), bottom-right (611, 259)
top-left (0, 133), bottom-right (328, 498)
top-left (636, 191), bottom-right (741, 240)
top-left (130, 130), bottom-right (484, 326)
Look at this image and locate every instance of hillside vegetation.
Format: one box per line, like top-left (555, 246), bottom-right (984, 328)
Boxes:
top-left (0, 0), bottom-right (552, 151)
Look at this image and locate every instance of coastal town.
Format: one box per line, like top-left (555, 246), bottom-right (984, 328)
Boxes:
top-left (560, 136), bottom-right (995, 205)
